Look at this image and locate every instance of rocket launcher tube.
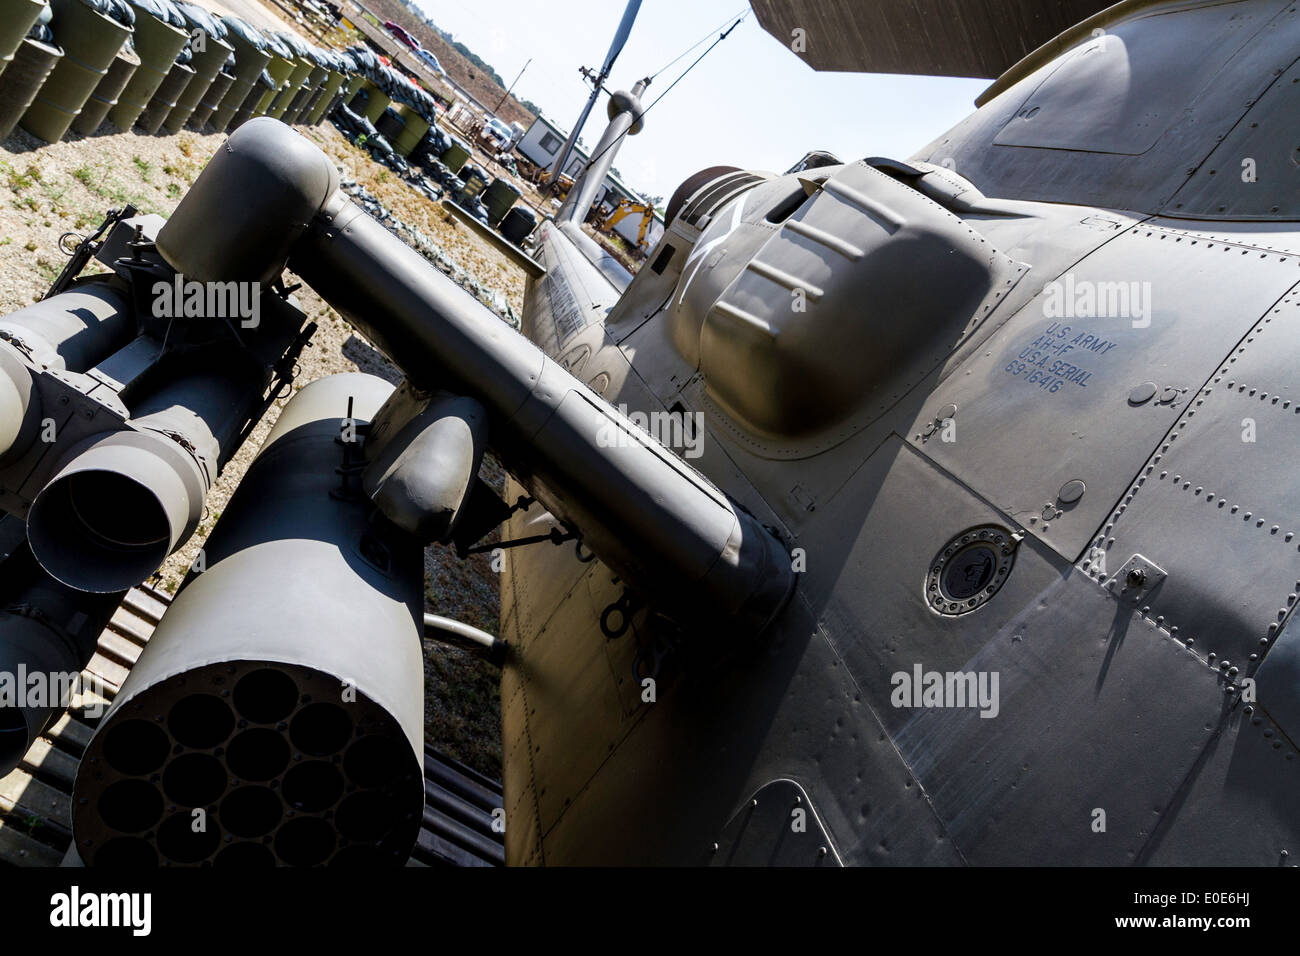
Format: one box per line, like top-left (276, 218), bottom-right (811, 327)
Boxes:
top-left (0, 283), bottom-right (134, 462)
top-left (0, 535), bottom-right (124, 777)
top-left (70, 373), bottom-right (426, 867)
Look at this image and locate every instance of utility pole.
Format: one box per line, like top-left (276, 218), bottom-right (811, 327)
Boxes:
top-left (496, 58), bottom-right (531, 112)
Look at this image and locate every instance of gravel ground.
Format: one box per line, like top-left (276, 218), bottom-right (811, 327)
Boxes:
top-left (1, 119), bottom-right (513, 777)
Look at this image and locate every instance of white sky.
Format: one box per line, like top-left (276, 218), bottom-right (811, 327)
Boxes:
top-left (412, 0), bottom-right (989, 202)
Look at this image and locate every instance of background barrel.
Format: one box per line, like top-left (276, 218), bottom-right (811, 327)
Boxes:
top-left (70, 45), bottom-right (138, 136)
top-left (439, 135), bottom-right (470, 174)
top-left (0, 0), bottom-right (46, 78)
top-left (185, 62), bottom-right (231, 129)
top-left (163, 34), bottom-right (231, 132)
top-left (482, 177), bottom-right (521, 227)
top-left (135, 56), bottom-right (194, 134)
top-left (107, 9), bottom-right (188, 131)
top-left (20, 0), bottom-right (130, 142)
top-left (251, 50), bottom-right (293, 116)
top-left (499, 205), bottom-right (538, 245)
top-left (301, 65), bottom-right (343, 125)
top-left (0, 33), bottom-right (60, 140)
top-left (391, 102), bottom-right (428, 157)
top-left (206, 27), bottom-right (268, 131)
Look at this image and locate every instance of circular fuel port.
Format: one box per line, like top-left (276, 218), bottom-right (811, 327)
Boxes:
top-left (926, 525), bottom-right (1017, 616)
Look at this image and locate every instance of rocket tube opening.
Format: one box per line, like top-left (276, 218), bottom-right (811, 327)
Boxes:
top-left (161, 753), bottom-right (227, 806)
top-left (231, 667), bottom-right (298, 723)
top-left (102, 718), bottom-right (170, 776)
top-left (97, 779), bottom-right (164, 833)
top-left (27, 427), bottom-right (203, 594)
top-left (28, 469), bottom-right (173, 593)
top-left (219, 786), bottom-right (283, 837)
top-left (167, 693), bottom-right (235, 749)
top-left (329, 844), bottom-right (385, 867)
top-left (274, 816), bottom-right (334, 866)
top-left (289, 701), bottom-right (352, 756)
top-left (156, 811), bottom-right (220, 863)
top-left (282, 760), bottom-right (343, 812)
top-left (225, 727), bottom-right (290, 781)
top-left (335, 790), bottom-right (394, 841)
top-left (344, 735), bottom-right (403, 787)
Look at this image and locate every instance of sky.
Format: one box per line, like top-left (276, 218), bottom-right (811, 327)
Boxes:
top-left (411, 0), bottom-right (989, 203)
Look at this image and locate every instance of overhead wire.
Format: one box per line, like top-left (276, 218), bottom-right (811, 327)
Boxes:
top-left (646, 6), bottom-right (750, 81)
top-left (578, 10), bottom-right (750, 178)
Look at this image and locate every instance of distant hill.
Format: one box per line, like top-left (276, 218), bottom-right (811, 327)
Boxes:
top-left (364, 0), bottom-right (537, 128)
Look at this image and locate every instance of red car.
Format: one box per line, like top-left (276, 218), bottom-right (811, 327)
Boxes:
top-left (383, 20), bottom-right (421, 52)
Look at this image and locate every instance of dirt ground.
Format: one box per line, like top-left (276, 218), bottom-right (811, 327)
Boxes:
top-left (0, 118), bottom-right (515, 777)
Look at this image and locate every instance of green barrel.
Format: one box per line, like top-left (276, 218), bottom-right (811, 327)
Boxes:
top-left (266, 54), bottom-right (309, 118)
top-left (108, 11), bottom-right (187, 131)
top-left (375, 104), bottom-right (402, 140)
top-left (136, 57), bottom-right (193, 133)
top-left (482, 176), bottom-right (521, 227)
top-left (252, 52), bottom-right (293, 116)
top-left (351, 78), bottom-right (390, 125)
top-left (283, 62), bottom-right (325, 124)
top-left (289, 62), bottom-right (327, 123)
top-left (207, 29), bottom-right (268, 131)
top-left (0, 0), bottom-right (46, 76)
top-left (391, 102), bottom-right (428, 157)
top-left (187, 65), bottom-right (231, 129)
top-left (163, 34), bottom-right (231, 132)
top-left (439, 135), bottom-right (470, 174)
top-left (302, 67), bottom-right (343, 124)
top-left (0, 34), bottom-right (60, 140)
top-left (228, 65), bottom-right (271, 130)
top-left (498, 204), bottom-right (536, 245)
top-left (280, 81), bottom-right (309, 122)
top-left (70, 45), bottom-right (137, 135)
top-left (20, 0), bottom-right (130, 142)
top-left (295, 66), bottom-right (330, 125)
top-left (330, 71), bottom-right (363, 117)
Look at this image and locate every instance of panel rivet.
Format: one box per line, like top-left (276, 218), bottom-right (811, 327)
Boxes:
top-left (1058, 479), bottom-right (1086, 504)
top-left (1129, 382), bottom-right (1157, 405)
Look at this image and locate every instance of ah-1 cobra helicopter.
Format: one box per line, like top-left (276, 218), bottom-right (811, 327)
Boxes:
top-left (3, 0), bottom-right (1298, 867)
top-left (495, 0), bottom-right (1300, 866)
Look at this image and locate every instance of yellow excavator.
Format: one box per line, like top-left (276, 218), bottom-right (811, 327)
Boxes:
top-left (596, 198), bottom-right (655, 251)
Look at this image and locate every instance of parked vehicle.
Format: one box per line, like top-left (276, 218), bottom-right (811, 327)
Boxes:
top-left (479, 117), bottom-right (512, 152)
top-left (383, 21), bottom-right (421, 52)
top-left (416, 48), bottom-right (446, 77)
